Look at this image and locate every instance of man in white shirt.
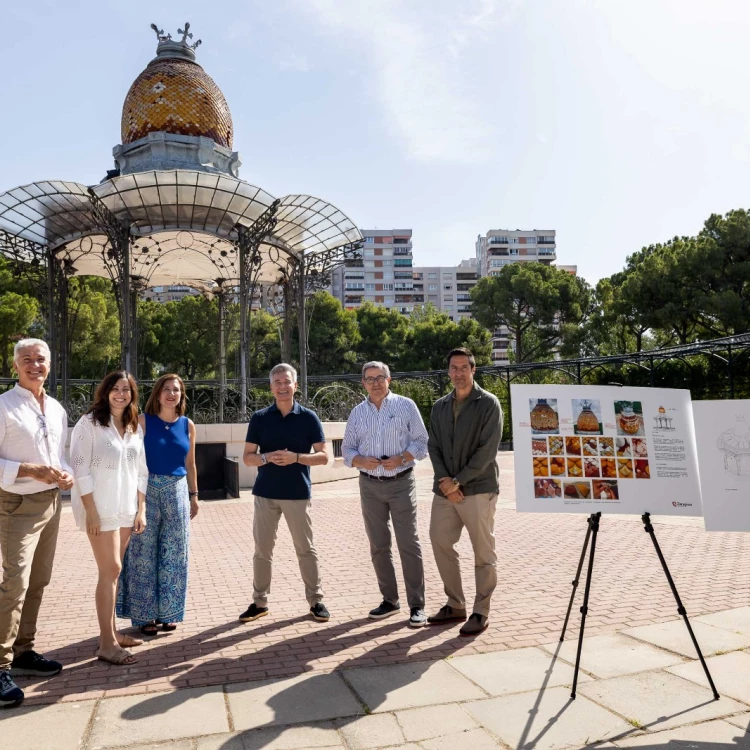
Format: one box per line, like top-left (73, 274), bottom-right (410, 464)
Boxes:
top-left (0, 339), bottom-right (74, 708)
top-left (342, 361), bottom-right (430, 627)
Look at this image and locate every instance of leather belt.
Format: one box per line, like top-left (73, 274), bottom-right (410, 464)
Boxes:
top-left (360, 467), bottom-right (414, 482)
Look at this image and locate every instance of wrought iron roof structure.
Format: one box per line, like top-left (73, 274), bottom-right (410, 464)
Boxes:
top-left (0, 23), bottom-right (362, 412)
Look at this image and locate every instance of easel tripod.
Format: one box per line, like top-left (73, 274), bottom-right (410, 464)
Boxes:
top-left (560, 511), bottom-right (720, 701)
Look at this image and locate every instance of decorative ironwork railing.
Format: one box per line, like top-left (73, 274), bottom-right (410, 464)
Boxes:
top-left (2, 334), bottom-right (750, 445)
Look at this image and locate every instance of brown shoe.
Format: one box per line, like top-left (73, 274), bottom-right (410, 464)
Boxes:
top-left (459, 613), bottom-right (489, 636)
top-left (427, 605), bottom-right (467, 625)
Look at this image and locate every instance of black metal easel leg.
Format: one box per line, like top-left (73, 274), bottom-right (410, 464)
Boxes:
top-left (641, 513), bottom-right (720, 700)
top-left (560, 514), bottom-right (594, 642)
top-left (571, 512), bottom-right (601, 699)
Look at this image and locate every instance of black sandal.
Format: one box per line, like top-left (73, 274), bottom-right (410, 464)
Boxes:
top-left (160, 622), bottom-right (177, 632)
top-left (139, 622), bottom-right (158, 636)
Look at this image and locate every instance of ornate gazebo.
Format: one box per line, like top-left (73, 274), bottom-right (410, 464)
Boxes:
top-left (0, 23), bottom-right (362, 417)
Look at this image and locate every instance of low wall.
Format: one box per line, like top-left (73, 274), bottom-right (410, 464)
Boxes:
top-left (62, 422), bottom-right (358, 493)
top-left (197, 421), bottom-right (358, 490)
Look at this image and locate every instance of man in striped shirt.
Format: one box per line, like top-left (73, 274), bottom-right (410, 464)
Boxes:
top-left (342, 361), bottom-right (430, 627)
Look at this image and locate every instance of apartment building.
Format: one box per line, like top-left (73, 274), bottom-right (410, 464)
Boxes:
top-left (331, 229), bottom-right (420, 313)
top-left (476, 229), bottom-right (557, 278)
top-left (411, 258), bottom-right (478, 321)
top-left (142, 285), bottom-right (199, 303)
top-left (475, 229), bottom-right (566, 363)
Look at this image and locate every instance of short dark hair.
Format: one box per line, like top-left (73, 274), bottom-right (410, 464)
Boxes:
top-left (447, 347), bottom-right (475, 368)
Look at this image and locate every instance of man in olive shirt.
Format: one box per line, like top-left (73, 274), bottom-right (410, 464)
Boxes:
top-left (427, 347), bottom-right (503, 636)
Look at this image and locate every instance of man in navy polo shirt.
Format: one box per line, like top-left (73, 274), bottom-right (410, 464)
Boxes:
top-left (240, 363), bottom-right (331, 623)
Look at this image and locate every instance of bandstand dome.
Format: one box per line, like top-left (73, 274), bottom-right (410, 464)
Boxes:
top-left (0, 22), bottom-right (362, 296)
top-left (122, 37), bottom-right (233, 148)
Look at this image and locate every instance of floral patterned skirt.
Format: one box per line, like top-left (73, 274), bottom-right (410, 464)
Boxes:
top-left (117, 474), bottom-right (190, 626)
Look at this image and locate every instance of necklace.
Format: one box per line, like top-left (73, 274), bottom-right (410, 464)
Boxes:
top-left (158, 415), bottom-right (178, 430)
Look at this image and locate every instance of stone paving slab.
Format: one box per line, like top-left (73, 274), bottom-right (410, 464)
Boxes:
top-left (195, 723), bottom-right (343, 749)
top-left (449, 645), bottom-right (591, 696)
top-left (578, 671), bottom-right (745, 733)
top-left (343, 660), bottom-right (486, 713)
top-left (464, 685), bottom-right (634, 750)
top-left (667, 651), bottom-right (750, 704)
top-left (395, 703), bottom-right (479, 742)
top-left (88, 686), bottom-right (228, 748)
top-left (622, 619), bottom-right (750, 658)
top-left (225, 672), bottom-right (361, 731)
top-left (419, 727), bottom-right (500, 749)
top-left (696, 606), bottom-right (750, 636)
top-left (333, 713), bottom-right (405, 748)
top-left (724, 712), bottom-right (750, 732)
top-left (541, 633), bottom-right (686, 679)
top-left (613, 718), bottom-right (750, 747)
top-left (0, 699), bottom-right (96, 750)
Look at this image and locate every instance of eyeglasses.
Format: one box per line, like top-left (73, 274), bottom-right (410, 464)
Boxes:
top-left (364, 376), bottom-right (388, 385)
top-left (37, 414), bottom-right (48, 439)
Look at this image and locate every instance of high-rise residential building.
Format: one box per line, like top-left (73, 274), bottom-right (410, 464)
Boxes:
top-left (331, 229), bottom-right (420, 313)
top-left (476, 229), bottom-right (556, 278)
top-left (142, 285), bottom-right (199, 303)
top-left (411, 258), bottom-right (478, 321)
top-left (474, 228), bottom-right (564, 363)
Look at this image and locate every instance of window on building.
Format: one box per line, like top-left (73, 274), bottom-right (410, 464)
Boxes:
top-left (443, 295), bottom-right (453, 301)
top-left (509, 249), bottom-right (519, 255)
top-left (383, 271), bottom-right (394, 280)
top-left (364, 236), bottom-right (375, 243)
top-left (442, 273), bottom-right (452, 279)
top-left (383, 283), bottom-right (394, 291)
top-left (443, 284), bottom-right (452, 290)
top-left (444, 306), bottom-right (453, 313)
top-left (365, 283), bottom-right (375, 291)
top-left (428, 284), bottom-right (437, 291)
top-left (364, 249), bottom-right (374, 257)
top-left (385, 297), bottom-right (394, 304)
top-left (382, 259), bottom-right (393, 266)
top-left (428, 272), bottom-right (438, 280)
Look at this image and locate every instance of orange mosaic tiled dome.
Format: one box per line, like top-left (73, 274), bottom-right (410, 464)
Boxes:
top-left (121, 56), bottom-right (233, 148)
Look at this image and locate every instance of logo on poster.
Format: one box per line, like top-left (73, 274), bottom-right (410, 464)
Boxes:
top-left (672, 501), bottom-right (693, 507)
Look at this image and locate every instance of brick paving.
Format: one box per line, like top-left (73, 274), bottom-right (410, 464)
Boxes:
top-left (7, 454), bottom-right (750, 706)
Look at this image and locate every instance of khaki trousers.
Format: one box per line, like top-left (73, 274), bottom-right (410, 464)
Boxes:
top-left (429, 492), bottom-right (497, 617)
top-left (0, 488), bottom-right (61, 670)
top-left (252, 496), bottom-right (324, 607)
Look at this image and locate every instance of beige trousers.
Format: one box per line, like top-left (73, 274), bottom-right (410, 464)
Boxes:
top-left (0, 488), bottom-right (61, 670)
top-left (429, 492), bottom-right (497, 617)
top-left (252, 496), bottom-right (324, 607)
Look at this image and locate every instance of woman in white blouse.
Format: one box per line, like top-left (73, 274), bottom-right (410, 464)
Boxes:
top-left (70, 372), bottom-right (148, 666)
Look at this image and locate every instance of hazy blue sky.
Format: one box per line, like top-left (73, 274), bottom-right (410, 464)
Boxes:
top-left (1, 0), bottom-right (748, 283)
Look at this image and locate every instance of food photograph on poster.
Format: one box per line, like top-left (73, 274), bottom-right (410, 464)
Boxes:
top-left (693, 400), bottom-right (750, 531)
top-left (573, 399), bottom-right (603, 435)
top-left (511, 384), bottom-right (701, 516)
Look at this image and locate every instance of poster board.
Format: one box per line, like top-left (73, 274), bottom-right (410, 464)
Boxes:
top-left (511, 385), bottom-right (702, 516)
top-left (693, 400), bottom-right (750, 531)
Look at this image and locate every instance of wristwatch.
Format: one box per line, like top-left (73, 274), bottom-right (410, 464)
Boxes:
top-left (451, 478), bottom-right (460, 488)
top-left (261, 454), bottom-right (267, 465)
top-left (399, 452), bottom-right (407, 464)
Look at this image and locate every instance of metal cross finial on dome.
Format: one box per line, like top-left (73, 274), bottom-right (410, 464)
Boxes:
top-left (150, 23), bottom-right (172, 43)
top-left (178, 22), bottom-right (202, 49)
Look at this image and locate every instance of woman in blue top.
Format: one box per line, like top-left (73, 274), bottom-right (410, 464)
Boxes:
top-left (117, 373), bottom-right (199, 635)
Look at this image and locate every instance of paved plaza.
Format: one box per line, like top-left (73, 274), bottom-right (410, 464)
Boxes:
top-left (4, 454), bottom-right (750, 747)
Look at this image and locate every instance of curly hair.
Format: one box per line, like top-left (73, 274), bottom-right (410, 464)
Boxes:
top-left (87, 371), bottom-right (139, 432)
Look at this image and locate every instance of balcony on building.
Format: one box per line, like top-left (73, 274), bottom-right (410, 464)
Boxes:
top-left (456, 283), bottom-right (475, 292)
top-left (395, 270), bottom-right (413, 279)
top-left (345, 259), bottom-right (364, 268)
top-left (394, 258), bottom-right (412, 267)
top-left (393, 237), bottom-right (411, 244)
top-left (412, 272), bottom-right (423, 280)
top-left (457, 294), bottom-right (472, 302)
top-left (393, 247), bottom-right (411, 255)
top-left (456, 272), bottom-right (477, 281)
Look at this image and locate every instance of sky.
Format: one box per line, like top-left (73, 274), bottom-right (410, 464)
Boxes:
top-left (1, 0), bottom-right (749, 285)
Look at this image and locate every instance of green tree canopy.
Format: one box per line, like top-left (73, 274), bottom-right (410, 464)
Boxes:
top-left (0, 292), bottom-right (40, 377)
top-left (355, 302), bottom-right (409, 367)
top-left (470, 263), bottom-right (587, 363)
